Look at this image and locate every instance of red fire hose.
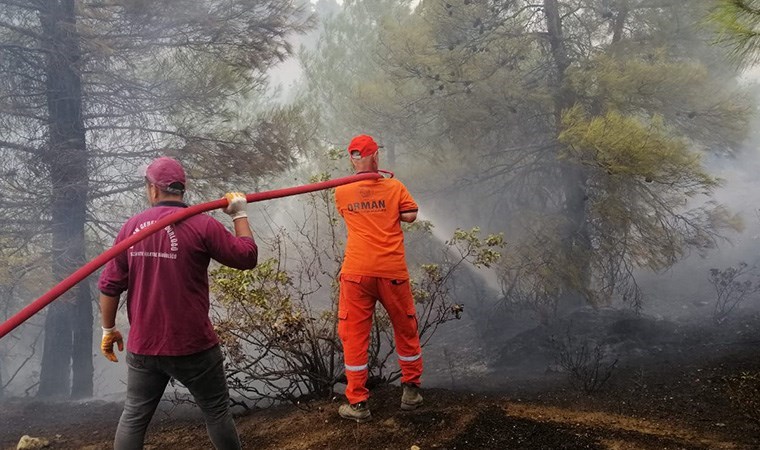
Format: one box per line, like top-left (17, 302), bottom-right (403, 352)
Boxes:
top-left (0, 172), bottom-right (381, 340)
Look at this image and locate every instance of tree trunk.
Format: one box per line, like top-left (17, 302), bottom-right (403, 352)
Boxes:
top-left (544, 0), bottom-right (592, 309)
top-left (71, 283), bottom-right (93, 399)
top-left (385, 141), bottom-right (397, 168)
top-left (611, 1), bottom-right (629, 45)
top-left (37, 0), bottom-right (92, 399)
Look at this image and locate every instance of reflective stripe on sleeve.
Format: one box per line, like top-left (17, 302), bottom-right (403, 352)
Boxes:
top-left (397, 353), bottom-right (421, 362)
top-left (345, 363), bottom-right (368, 372)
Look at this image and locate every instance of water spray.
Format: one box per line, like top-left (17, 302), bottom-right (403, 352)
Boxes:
top-left (0, 172), bottom-right (381, 340)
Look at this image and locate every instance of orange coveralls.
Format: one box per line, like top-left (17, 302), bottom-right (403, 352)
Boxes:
top-left (334, 175), bottom-right (423, 404)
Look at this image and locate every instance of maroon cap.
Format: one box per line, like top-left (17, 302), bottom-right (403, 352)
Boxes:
top-left (347, 135), bottom-right (382, 159)
top-left (145, 157), bottom-right (186, 193)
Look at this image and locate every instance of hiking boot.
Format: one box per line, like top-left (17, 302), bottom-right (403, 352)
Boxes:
top-left (401, 383), bottom-right (423, 411)
top-left (338, 401), bottom-right (371, 423)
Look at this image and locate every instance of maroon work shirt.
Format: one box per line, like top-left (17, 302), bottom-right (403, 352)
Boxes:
top-left (98, 201), bottom-right (257, 356)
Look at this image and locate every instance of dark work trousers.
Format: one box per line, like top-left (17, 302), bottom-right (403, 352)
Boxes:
top-left (114, 345), bottom-right (241, 450)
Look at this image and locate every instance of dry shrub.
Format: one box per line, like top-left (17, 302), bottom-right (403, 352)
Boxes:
top-left (551, 330), bottom-right (618, 394)
top-left (726, 371), bottom-right (760, 425)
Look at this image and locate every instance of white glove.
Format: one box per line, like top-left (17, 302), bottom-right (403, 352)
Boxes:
top-left (224, 192), bottom-right (248, 220)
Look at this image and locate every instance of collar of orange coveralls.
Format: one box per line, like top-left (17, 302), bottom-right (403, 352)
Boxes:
top-left (356, 169), bottom-right (394, 178)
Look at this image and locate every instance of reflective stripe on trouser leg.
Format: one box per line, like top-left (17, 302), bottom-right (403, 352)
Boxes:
top-left (377, 278), bottom-right (423, 386)
top-left (338, 274), bottom-right (377, 404)
top-left (398, 353), bottom-right (421, 362)
top-left (344, 364), bottom-right (369, 406)
top-left (397, 351), bottom-right (423, 385)
top-left (345, 363), bottom-right (368, 372)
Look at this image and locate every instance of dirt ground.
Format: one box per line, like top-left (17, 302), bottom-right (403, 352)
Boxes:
top-left (2, 344), bottom-right (759, 450)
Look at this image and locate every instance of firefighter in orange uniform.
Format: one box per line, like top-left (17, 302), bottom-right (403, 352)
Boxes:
top-left (334, 134), bottom-right (424, 422)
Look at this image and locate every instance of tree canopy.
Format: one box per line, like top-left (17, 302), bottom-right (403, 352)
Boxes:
top-left (303, 0), bottom-right (752, 315)
top-left (709, 0), bottom-right (760, 65)
top-left (0, 0), bottom-right (312, 397)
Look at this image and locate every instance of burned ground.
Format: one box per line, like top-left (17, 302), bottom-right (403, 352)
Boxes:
top-left (2, 313), bottom-right (760, 449)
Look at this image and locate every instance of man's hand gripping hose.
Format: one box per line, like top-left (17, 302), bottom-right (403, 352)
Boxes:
top-left (224, 192), bottom-right (248, 220)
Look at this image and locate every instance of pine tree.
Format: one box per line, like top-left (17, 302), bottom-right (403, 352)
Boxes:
top-left (0, 0), bottom-right (311, 398)
top-left (304, 0), bottom-right (752, 315)
top-left (709, 0), bottom-right (760, 64)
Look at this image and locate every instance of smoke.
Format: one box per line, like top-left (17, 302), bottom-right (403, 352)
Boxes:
top-left (5, 0), bottom-right (760, 405)
top-left (634, 78), bottom-right (760, 321)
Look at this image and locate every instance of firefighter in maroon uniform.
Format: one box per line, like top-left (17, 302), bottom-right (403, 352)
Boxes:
top-left (98, 157), bottom-right (256, 450)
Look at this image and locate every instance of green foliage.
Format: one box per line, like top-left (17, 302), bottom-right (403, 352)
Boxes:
top-left (304, 0), bottom-right (752, 314)
top-left (210, 213), bottom-right (505, 400)
top-left (708, 0), bottom-right (760, 65)
top-left (448, 227), bottom-right (504, 269)
top-left (212, 259), bottom-right (338, 403)
top-left (556, 105), bottom-right (743, 308)
top-left (402, 219), bottom-right (434, 234)
top-left (327, 147), bottom-right (345, 161)
top-left (0, 1), bottom-right (314, 395)
top-left (409, 226), bottom-right (505, 350)
top-left (372, 225), bottom-right (505, 382)
top-left (494, 103), bottom-right (745, 313)
top-left (309, 172), bottom-right (333, 184)
top-left (559, 106), bottom-right (718, 191)
top-left (214, 260), bottom-right (293, 309)
top-left (0, 241), bottom-right (50, 397)
top-left (300, 0), bottom-right (423, 150)
top-left (567, 51), bottom-right (751, 149)
top-left (0, 0), bottom-right (314, 236)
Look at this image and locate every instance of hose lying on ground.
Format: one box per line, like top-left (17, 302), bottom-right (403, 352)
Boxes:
top-left (0, 172), bottom-right (381, 340)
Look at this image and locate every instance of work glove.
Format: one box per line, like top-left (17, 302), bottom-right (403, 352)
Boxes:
top-left (224, 192), bottom-right (248, 220)
top-left (101, 326), bottom-right (124, 363)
